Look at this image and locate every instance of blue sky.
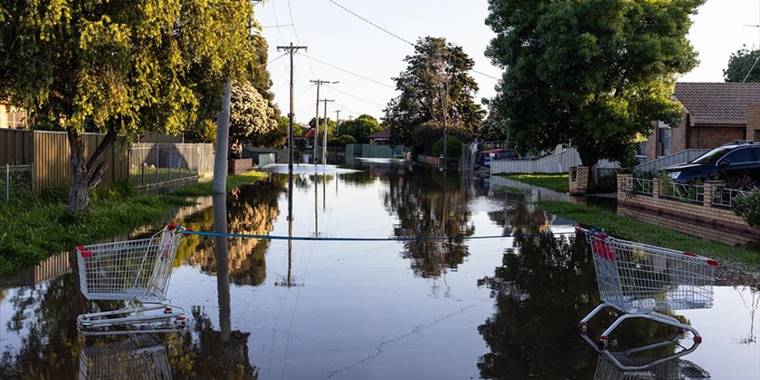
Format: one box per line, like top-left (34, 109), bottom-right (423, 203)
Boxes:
top-left (256, 0), bottom-right (760, 124)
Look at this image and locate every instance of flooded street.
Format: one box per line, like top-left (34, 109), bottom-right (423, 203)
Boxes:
top-left (1, 163), bottom-right (759, 379)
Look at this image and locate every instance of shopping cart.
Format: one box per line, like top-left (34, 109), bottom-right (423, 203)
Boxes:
top-left (576, 227), bottom-right (718, 370)
top-left (76, 224), bottom-right (188, 335)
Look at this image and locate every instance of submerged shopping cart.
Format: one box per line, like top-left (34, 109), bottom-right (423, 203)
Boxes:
top-left (577, 227), bottom-right (718, 370)
top-left (76, 224), bottom-right (188, 336)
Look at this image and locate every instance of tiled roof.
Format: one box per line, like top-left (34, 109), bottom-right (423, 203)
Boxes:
top-left (303, 128), bottom-right (316, 138)
top-left (369, 129), bottom-right (390, 139)
top-left (675, 82), bottom-right (760, 125)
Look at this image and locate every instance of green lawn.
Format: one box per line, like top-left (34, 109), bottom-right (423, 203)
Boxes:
top-left (537, 201), bottom-right (760, 267)
top-left (0, 170), bottom-right (266, 274)
top-left (499, 174), bottom-right (570, 193)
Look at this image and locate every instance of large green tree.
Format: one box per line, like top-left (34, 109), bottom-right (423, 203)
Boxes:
top-left (486, 0), bottom-right (703, 166)
top-left (478, 97), bottom-right (509, 142)
top-left (0, 0), bottom-right (257, 212)
top-left (724, 47), bottom-right (760, 82)
top-left (336, 114), bottom-right (382, 143)
top-left (384, 37), bottom-right (485, 152)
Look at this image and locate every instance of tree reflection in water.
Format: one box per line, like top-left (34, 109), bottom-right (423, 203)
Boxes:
top-left (383, 167), bottom-right (475, 278)
top-left (478, 216), bottom-right (693, 378)
top-left (175, 177), bottom-right (286, 286)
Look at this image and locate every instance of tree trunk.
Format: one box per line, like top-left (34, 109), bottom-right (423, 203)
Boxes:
top-left (576, 143), bottom-right (600, 168)
top-left (66, 127), bottom-right (117, 213)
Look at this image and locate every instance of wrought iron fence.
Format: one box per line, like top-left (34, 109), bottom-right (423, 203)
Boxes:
top-left (712, 186), bottom-right (753, 209)
top-left (660, 181), bottom-right (704, 204)
top-left (631, 177), bottom-right (654, 196)
top-left (1, 164), bottom-right (33, 202)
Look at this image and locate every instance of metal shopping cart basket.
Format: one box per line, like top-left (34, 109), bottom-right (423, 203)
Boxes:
top-left (576, 227), bottom-right (718, 369)
top-left (76, 224), bottom-right (188, 335)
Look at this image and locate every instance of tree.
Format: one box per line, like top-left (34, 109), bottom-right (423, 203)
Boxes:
top-left (307, 117), bottom-right (336, 144)
top-left (478, 97), bottom-right (509, 142)
top-left (384, 37), bottom-right (485, 151)
top-left (229, 82), bottom-right (278, 152)
top-left (725, 47), bottom-right (760, 83)
top-left (0, 0), bottom-right (257, 212)
top-left (486, 0), bottom-right (703, 166)
top-left (336, 114), bottom-right (382, 143)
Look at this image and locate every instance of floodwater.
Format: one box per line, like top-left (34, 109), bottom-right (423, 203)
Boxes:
top-left (1, 163), bottom-right (759, 379)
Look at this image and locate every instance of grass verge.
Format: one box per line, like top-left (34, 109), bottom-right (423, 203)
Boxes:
top-left (537, 201), bottom-right (760, 267)
top-left (0, 170), bottom-right (266, 274)
top-left (500, 174), bottom-right (570, 193)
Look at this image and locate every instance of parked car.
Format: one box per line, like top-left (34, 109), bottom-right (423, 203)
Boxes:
top-left (479, 149), bottom-right (520, 167)
top-left (664, 142), bottom-right (760, 184)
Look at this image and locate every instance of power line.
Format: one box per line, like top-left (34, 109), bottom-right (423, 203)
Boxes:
top-left (324, 84), bottom-right (386, 107)
top-left (303, 54), bottom-right (395, 89)
top-left (267, 53), bottom-right (288, 66)
top-left (323, 0), bottom-right (501, 82)
top-left (286, 0), bottom-right (317, 78)
top-left (325, 0), bottom-right (415, 46)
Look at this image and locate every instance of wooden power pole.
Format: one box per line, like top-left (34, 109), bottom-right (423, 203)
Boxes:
top-left (277, 43), bottom-right (307, 221)
top-left (310, 80), bottom-right (338, 164)
top-left (321, 99), bottom-right (335, 165)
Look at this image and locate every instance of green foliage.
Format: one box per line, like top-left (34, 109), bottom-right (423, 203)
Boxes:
top-left (230, 81), bottom-right (278, 145)
top-left (724, 47), bottom-right (760, 83)
top-left (734, 192), bottom-right (760, 227)
top-left (337, 114), bottom-right (382, 143)
top-left (486, 0), bottom-right (703, 166)
top-left (431, 136), bottom-right (463, 161)
top-left (538, 201), bottom-right (760, 266)
top-left (478, 97), bottom-right (509, 142)
top-left (385, 37), bottom-right (485, 148)
top-left (171, 171), bottom-right (267, 197)
top-left (329, 135), bottom-right (358, 146)
top-left (501, 174), bottom-right (570, 193)
top-left (412, 125), bottom-right (471, 156)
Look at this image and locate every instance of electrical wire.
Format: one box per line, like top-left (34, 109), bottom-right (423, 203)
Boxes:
top-left (287, 0), bottom-right (317, 78)
top-left (324, 84), bottom-right (387, 107)
top-left (182, 229), bottom-right (508, 242)
top-left (303, 54), bottom-right (395, 89)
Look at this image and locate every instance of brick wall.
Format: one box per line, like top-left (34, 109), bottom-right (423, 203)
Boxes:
top-left (617, 174), bottom-right (760, 246)
top-left (569, 166), bottom-right (589, 194)
top-left (690, 125), bottom-right (746, 149)
top-left (747, 104), bottom-right (760, 142)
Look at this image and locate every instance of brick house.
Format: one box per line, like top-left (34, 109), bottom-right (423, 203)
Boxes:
top-left (646, 82), bottom-right (760, 160)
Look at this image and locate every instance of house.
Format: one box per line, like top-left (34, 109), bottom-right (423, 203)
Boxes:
top-left (369, 129), bottom-right (390, 145)
top-left (646, 82), bottom-right (760, 160)
top-left (0, 102), bottom-right (28, 129)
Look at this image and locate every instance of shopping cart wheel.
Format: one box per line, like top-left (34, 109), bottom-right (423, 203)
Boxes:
top-left (693, 336), bottom-right (702, 344)
top-left (578, 322), bottom-right (588, 334)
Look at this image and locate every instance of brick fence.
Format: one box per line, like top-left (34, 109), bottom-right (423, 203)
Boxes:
top-left (617, 174), bottom-right (760, 246)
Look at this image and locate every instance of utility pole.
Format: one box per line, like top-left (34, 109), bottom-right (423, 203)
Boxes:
top-left (321, 99), bottom-right (335, 165)
top-left (335, 109), bottom-right (342, 135)
top-left (310, 80), bottom-right (338, 164)
top-left (277, 43), bottom-right (307, 221)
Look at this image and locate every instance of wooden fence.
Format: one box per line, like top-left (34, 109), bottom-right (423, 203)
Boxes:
top-left (0, 129), bottom-right (129, 191)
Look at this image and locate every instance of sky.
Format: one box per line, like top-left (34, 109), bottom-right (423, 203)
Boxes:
top-left (256, 0), bottom-right (760, 124)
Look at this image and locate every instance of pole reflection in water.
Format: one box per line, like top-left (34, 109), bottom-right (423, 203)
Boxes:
top-left (314, 172), bottom-right (319, 237)
top-left (213, 192), bottom-right (231, 343)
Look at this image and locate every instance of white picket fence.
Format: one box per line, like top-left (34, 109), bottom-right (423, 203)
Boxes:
top-left (490, 148), bottom-right (618, 174)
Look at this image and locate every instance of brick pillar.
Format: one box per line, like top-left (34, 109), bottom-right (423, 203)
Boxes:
top-left (569, 166), bottom-right (589, 195)
top-left (703, 180), bottom-right (724, 208)
top-left (617, 174), bottom-right (632, 200)
top-left (747, 104), bottom-right (760, 141)
top-left (652, 178), bottom-right (661, 199)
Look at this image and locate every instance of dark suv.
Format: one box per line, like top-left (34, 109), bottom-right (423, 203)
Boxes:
top-left (665, 142), bottom-right (760, 184)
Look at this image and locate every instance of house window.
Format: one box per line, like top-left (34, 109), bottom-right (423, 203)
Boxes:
top-left (657, 122), bottom-right (672, 157)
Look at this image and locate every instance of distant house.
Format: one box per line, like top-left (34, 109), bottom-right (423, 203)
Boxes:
top-left (302, 127), bottom-right (317, 147)
top-left (646, 82), bottom-right (760, 160)
top-left (369, 130), bottom-right (390, 145)
top-left (0, 102), bottom-right (28, 129)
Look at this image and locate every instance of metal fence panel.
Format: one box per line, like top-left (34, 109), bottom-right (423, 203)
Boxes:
top-left (1, 164), bottom-right (33, 202)
top-left (634, 149), bottom-right (710, 174)
top-left (491, 148), bottom-right (619, 174)
top-left (0, 129), bottom-right (33, 165)
top-left (128, 143), bottom-right (213, 187)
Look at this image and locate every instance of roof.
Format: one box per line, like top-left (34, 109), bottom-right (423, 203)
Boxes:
top-left (675, 82), bottom-right (760, 125)
top-left (303, 128), bottom-right (316, 138)
top-left (369, 130), bottom-right (390, 139)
